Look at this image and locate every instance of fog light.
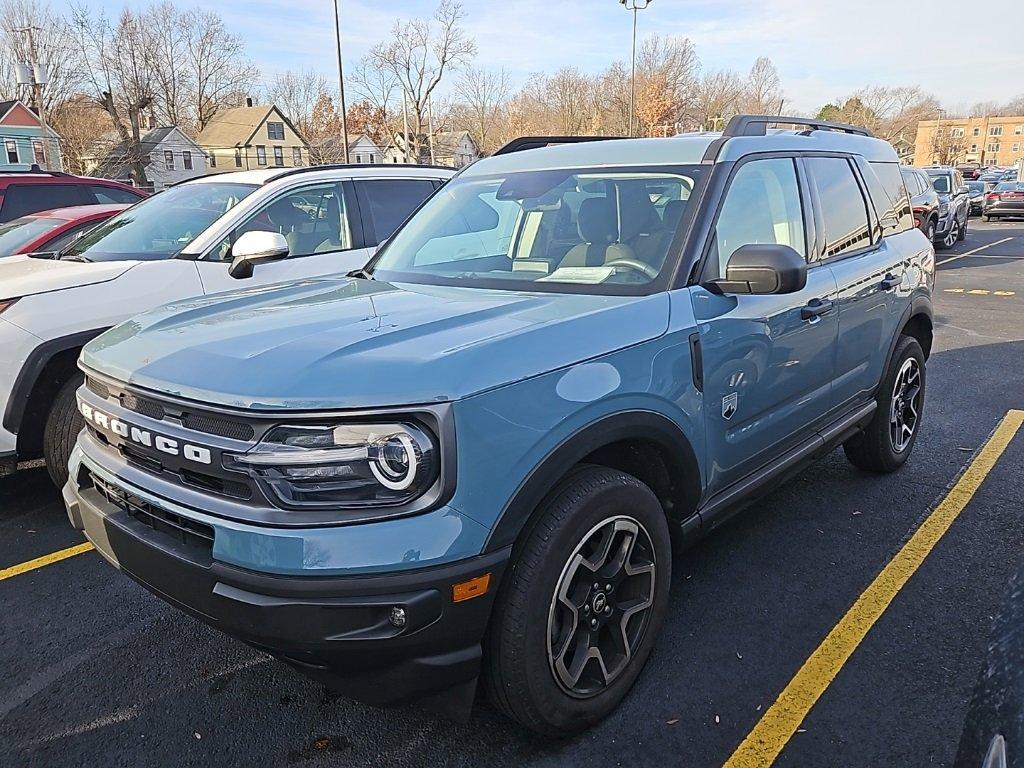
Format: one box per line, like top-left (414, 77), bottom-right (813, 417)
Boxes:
top-left (389, 606), bottom-right (407, 628)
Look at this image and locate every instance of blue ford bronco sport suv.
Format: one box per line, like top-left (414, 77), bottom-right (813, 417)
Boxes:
top-left (65, 116), bottom-right (934, 735)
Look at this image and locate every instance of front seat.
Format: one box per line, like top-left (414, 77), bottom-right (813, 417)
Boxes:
top-left (560, 198), bottom-right (636, 268)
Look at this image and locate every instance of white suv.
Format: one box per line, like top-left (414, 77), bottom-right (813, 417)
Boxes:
top-left (0, 164), bottom-right (453, 486)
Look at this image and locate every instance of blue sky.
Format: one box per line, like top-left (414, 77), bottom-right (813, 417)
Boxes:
top-left (92, 0), bottom-right (1022, 112)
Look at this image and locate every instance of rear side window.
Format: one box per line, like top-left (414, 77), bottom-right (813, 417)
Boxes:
top-left (865, 162), bottom-right (914, 236)
top-left (806, 157), bottom-right (872, 259)
top-left (89, 184), bottom-right (143, 205)
top-left (0, 183), bottom-right (89, 222)
top-left (900, 169), bottom-right (921, 196)
top-left (356, 179), bottom-right (437, 245)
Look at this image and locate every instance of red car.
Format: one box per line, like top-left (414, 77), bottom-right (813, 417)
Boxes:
top-left (0, 204), bottom-right (131, 257)
top-left (0, 168), bottom-right (146, 224)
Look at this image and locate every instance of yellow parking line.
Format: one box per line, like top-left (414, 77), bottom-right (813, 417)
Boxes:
top-left (724, 409), bottom-right (1024, 768)
top-left (0, 542), bottom-right (95, 582)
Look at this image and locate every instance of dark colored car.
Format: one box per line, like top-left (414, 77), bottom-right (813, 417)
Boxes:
top-left (0, 168), bottom-right (145, 224)
top-left (924, 166), bottom-right (971, 249)
top-left (965, 181), bottom-right (986, 216)
top-left (0, 204), bottom-right (130, 257)
top-left (957, 163), bottom-right (981, 180)
top-left (902, 167), bottom-right (941, 238)
top-left (984, 181), bottom-right (1024, 220)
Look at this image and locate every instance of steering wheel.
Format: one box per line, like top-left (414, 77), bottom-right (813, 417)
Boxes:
top-left (604, 258), bottom-right (659, 279)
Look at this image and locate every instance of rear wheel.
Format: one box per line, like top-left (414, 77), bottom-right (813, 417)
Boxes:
top-left (844, 336), bottom-right (925, 473)
top-left (43, 374), bottom-right (84, 488)
top-left (484, 466), bottom-right (671, 736)
top-left (923, 219), bottom-right (936, 241)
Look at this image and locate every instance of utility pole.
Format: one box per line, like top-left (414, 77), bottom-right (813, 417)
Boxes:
top-left (618, 0), bottom-right (653, 138)
top-left (402, 91), bottom-right (411, 164)
top-left (331, 0), bottom-right (350, 163)
top-left (427, 97), bottom-right (436, 165)
top-left (14, 26), bottom-right (51, 170)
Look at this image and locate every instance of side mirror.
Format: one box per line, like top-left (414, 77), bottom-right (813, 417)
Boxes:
top-left (228, 230), bottom-right (289, 279)
top-left (711, 243), bottom-right (807, 295)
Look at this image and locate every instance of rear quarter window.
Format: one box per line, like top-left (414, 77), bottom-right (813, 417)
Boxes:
top-left (0, 183), bottom-right (90, 222)
top-left (866, 162), bottom-right (914, 236)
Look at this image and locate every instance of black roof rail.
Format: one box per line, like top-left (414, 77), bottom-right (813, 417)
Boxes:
top-left (493, 135), bottom-right (628, 156)
top-left (0, 163), bottom-right (73, 177)
top-left (265, 162), bottom-right (455, 183)
top-left (721, 114), bottom-right (874, 138)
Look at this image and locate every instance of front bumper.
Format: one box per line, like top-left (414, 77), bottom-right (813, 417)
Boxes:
top-left (934, 211), bottom-right (957, 238)
top-left (65, 456), bottom-right (510, 707)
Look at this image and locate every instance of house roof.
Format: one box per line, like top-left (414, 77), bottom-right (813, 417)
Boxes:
top-left (0, 99), bottom-right (60, 137)
top-left (197, 105), bottom-right (309, 149)
top-left (0, 100), bottom-right (17, 121)
top-left (90, 126), bottom-right (202, 177)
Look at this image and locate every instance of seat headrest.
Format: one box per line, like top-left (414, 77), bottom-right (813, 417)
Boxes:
top-left (618, 190), bottom-right (659, 241)
top-left (577, 198), bottom-right (617, 244)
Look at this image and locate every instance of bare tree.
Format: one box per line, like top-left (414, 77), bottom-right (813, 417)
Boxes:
top-left (48, 94), bottom-right (113, 174)
top-left (147, 1), bottom-right (189, 128)
top-left (687, 69), bottom-right (744, 130)
top-left (455, 65), bottom-right (509, 154)
top-left (368, 0), bottom-right (476, 160)
top-left (740, 56), bottom-right (784, 114)
top-left (183, 9), bottom-right (258, 133)
top-left (0, 0), bottom-right (84, 112)
top-left (266, 69), bottom-right (331, 137)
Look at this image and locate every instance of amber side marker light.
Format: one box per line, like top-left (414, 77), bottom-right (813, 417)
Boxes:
top-left (452, 573), bottom-right (491, 603)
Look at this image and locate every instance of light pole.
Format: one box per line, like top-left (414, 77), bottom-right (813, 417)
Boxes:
top-left (619, 0), bottom-right (653, 138)
top-left (331, 0), bottom-right (350, 164)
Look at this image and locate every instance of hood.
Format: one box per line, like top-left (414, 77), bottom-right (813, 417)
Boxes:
top-left (83, 277), bottom-right (670, 410)
top-left (0, 255), bottom-right (136, 299)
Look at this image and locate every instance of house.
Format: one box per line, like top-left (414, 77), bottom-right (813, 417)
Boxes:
top-left (309, 133), bottom-right (383, 165)
top-left (0, 99), bottom-right (63, 171)
top-left (198, 101), bottom-right (310, 172)
top-left (384, 130), bottom-right (480, 168)
top-left (84, 126), bottom-right (206, 191)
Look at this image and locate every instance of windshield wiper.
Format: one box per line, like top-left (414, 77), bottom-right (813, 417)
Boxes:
top-left (347, 267), bottom-right (374, 280)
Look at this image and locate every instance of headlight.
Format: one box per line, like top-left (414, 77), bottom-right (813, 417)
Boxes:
top-left (225, 422), bottom-right (439, 508)
top-left (939, 201), bottom-right (949, 215)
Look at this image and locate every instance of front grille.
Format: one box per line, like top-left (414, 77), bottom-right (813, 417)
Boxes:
top-left (120, 391), bottom-right (166, 421)
top-left (182, 412), bottom-right (254, 441)
top-left (86, 377), bottom-right (110, 400)
top-left (90, 472), bottom-right (215, 552)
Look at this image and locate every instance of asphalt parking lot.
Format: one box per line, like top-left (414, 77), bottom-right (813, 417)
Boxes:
top-left (2, 219), bottom-right (1023, 768)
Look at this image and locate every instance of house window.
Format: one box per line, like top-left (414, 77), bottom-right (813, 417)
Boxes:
top-left (256, 145), bottom-right (267, 166)
top-left (951, 127), bottom-right (964, 138)
top-left (370, 153), bottom-right (376, 164)
top-left (5, 139), bottom-right (18, 163)
top-left (970, 143), bottom-right (978, 153)
top-left (234, 148), bottom-right (242, 167)
top-left (292, 147), bottom-right (302, 166)
top-left (183, 151), bottom-right (193, 170)
top-left (209, 152), bottom-right (216, 168)
top-left (32, 140), bottom-right (44, 164)
top-left (1013, 143), bottom-right (1021, 153)
top-left (273, 146), bottom-right (283, 167)
top-left (267, 122), bottom-right (285, 141)
top-left (972, 127), bottom-right (981, 137)
top-left (164, 150), bottom-right (175, 170)
top-left (355, 154), bottom-right (362, 163)
top-left (1016, 125), bottom-right (1023, 135)
top-left (990, 126), bottom-right (1003, 136)
top-left (987, 142), bottom-right (1000, 153)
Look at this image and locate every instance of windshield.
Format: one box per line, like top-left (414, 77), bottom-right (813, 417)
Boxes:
top-left (370, 166), bottom-right (704, 294)
top-left (61, 182), bottom-right (257, 262)
top-left (928, 173), bottom-right (951, 194)
top-left (995, 182), bottom-right (1024, 192)
top-left (966, 181), bottom-right (984, 193)
top-left (0, 216), bottom-right (64, 255)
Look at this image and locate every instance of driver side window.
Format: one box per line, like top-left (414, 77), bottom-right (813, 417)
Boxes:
top-left (710, 158), bottom-right (806, 279)
top-left (210, 183), bottom-right (351, 261)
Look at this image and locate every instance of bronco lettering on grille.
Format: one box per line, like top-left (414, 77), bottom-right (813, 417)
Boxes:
top-left (79, 400), bottom-right (213, 465)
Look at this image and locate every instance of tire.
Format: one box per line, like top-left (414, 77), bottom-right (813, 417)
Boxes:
top-left (843, 336), bottom-right (925, 473)
top-left (43, 373), bottom-right (84, 488)
top-left (984, 216), bottom-right (991, 222)
top-left (936, 219), bottom-right (958, 250)
top-left (484, 465), bottom-right (671, 736)
top-left (957, 211), bottom-right (967, 241)
top-left (923, 219), bottom-right (936, 241)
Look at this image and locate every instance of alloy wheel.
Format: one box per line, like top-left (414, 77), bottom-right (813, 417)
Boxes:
top-left (546, 515), bottom-right (657, 698)
top-left (943, 221), bottom-right (959, 248)
top-left (890, 358), bottom-right (922, 453)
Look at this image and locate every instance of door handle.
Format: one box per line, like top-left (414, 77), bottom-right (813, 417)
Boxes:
top-left (880, 274), bottom-right (901, 290)
top-left (800, 298), bottom-right (833, 321)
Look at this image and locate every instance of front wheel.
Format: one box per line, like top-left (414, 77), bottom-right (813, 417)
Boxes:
top-left (43, 374), bottom-right (84, 488)
top-left (936, 219), bottom-right (959, 250)
top-left (958, 212), bottom-right (968, 240)
top-left (844, 335), bottom-right (925, 473)
top-left (924, 219), bottom-right (936, 241)
top-left (484, 466), bottom-right (671, 736)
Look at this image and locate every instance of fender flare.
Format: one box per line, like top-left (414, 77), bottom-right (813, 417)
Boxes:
top-left (2, 327), bottom-right (109, 436)
top-left (880, 297), bottom-right (933, 382)
top-left (483, 409), bottom-right (702, 553)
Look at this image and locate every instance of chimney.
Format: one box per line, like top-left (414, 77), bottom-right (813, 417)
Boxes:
top-left (245, 96), bottom-right (253, 108)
